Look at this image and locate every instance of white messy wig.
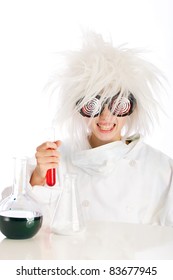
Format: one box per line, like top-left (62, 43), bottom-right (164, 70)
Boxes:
top-left (46, 31), bottom-right (166, 151)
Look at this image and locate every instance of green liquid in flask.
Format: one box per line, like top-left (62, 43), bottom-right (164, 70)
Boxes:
top-left (0, 210), bottom-right (43, 239)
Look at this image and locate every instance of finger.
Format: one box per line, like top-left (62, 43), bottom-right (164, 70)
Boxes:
top-left (35, 156), bottom-right (60, 167)
top-left (54, 140), bottom-right (62, 148)
top-left (40, 161), bottom-right (59, 169)
top-left (37, 156), bottom-right (60, 164)
top-left (35, 149), bottom-right (60, 159)
top-left (36, 141), bottom-right (58, 151)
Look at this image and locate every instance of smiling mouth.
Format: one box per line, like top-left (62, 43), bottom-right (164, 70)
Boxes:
top-left (97, 123), bottom-right (116, 132)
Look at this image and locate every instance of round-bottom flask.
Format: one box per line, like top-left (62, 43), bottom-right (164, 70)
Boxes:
top-left (0, 157), bottom-right (43, 239)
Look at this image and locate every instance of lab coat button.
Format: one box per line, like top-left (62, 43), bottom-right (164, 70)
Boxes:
top-left (82, 200), bottom-right (90, 207)
top-left (129, 160), bottom-right (136, 167)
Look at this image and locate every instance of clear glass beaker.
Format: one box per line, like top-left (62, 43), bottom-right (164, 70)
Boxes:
top-left (0, 157), bottom-right (43, 239)
top-left (51, 173), bottom-right (85, 235)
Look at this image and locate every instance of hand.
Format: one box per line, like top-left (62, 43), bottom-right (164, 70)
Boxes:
top-left (30, 140), bottom-right (61, 186)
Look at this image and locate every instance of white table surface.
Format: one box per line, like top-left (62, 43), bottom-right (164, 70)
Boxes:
top-left (0, 221), bottom-right (173, 260)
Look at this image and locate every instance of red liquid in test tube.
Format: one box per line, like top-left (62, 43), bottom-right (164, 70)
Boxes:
top-left (46, 168), bottom-right (56, 186)
top-left (45, 127), bottom-right (57, 187)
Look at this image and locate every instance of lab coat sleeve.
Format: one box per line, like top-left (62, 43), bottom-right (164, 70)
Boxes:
top-left (159, 159), bottom-right (173, 226)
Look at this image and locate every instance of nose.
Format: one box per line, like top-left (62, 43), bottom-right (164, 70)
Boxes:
top-left (100, 105), bottom-right (112, 119)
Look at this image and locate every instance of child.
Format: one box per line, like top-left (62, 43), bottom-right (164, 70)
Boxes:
top-left (29, 31), bottom-right (173, 226)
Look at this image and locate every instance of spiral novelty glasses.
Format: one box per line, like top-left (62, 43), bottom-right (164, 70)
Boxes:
top-left (76, 93), bottom-right (136, 118)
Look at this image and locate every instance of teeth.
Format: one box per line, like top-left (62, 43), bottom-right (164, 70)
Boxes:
top-left (98, 124), bottom-right (114, 130)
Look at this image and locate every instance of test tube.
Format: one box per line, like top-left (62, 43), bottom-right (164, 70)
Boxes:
top-left (45, 127), bottom-right (56, 187)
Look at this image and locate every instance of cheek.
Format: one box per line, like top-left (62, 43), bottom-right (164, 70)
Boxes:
top-left (90, 119), bottom-right (97, 130)
top-left (84, 117), bottom-right (97, 132)
top-left (117, 117), bottom-right (127, 129)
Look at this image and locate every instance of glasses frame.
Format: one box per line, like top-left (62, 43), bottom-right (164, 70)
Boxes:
top-left (76, 92), bottom-right (137, 118)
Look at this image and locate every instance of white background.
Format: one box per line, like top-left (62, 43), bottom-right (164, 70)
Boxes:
top-left (0, 0), bottom-right (173, 190)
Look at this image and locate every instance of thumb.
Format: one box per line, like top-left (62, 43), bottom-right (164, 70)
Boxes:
top-left (54, 140), bottom-right (62, 148)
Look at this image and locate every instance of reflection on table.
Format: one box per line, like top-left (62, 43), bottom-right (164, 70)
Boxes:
top-left (0, 221), bottom-right (173, 260)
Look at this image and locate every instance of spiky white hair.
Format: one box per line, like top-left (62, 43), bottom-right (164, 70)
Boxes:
top-left (46, 31), bottom-right (166, 151)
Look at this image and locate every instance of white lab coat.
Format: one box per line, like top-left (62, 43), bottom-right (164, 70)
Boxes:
top-left (26, 135), bottom-right (173, 227)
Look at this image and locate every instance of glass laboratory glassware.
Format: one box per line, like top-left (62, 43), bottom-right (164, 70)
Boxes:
top-left (0, 157), bottom-right (43, 239)
top-left (51, 173), bottom-right (85, 235)
top-left (44, 127), bottom-right (57, 187)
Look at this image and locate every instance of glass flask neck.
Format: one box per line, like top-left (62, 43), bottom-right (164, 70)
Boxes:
top-left (0, 157), bottom-right (43, 240)
top-left (12, 157), bottom-right (27, 197)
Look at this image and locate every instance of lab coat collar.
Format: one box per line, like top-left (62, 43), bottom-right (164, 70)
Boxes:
top-left (71, 134), bottom-right (141, 175)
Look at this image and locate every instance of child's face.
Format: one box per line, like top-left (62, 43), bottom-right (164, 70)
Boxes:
top-left (88, 105), bottom-right (127, 147)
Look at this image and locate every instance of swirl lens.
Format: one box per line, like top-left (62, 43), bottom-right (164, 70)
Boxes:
top-left (81, 97), bottom-right (101, 117)
top-left (110, 97), bottom-right (131, 116)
